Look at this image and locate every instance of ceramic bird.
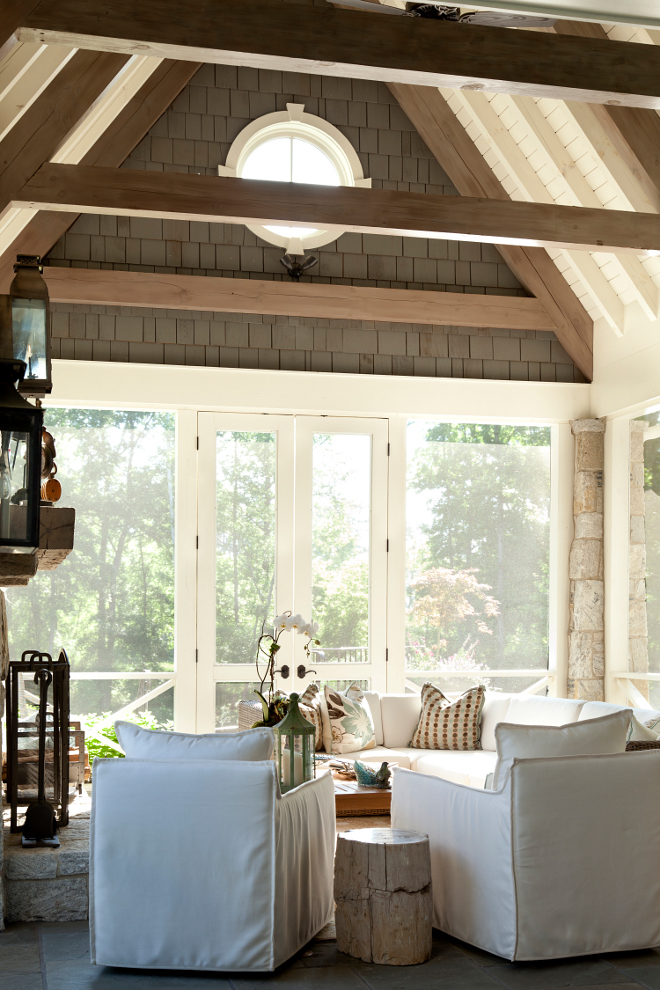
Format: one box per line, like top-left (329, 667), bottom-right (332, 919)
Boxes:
top-left (354, 760), bottom-right (392, 788)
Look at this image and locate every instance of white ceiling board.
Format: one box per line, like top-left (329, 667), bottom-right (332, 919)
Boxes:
top-left (467, 1), bottom-right (660, 29)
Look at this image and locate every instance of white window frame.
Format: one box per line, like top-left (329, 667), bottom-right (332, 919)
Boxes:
top-left (48, 359), bottom-right (583, 731)
top-left (218, 102), bottom-right (371, 255)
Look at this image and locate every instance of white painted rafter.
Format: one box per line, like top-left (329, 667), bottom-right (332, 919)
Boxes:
top-left (446, 86), bottom-right (637, 333)
top-left (0, 42), bottom-right (76, 144)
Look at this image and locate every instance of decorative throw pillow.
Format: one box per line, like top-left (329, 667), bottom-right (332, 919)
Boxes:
top-left (298, 683), bottom-right (324, 751)
top-left (322, 682), bottom-right (376, 755)
top-left (410, 683), bottom-right (485, 751)
top-left (491, 708), bottom-right (631, 789)
top-left (114, 722), bottom-right (274, 761)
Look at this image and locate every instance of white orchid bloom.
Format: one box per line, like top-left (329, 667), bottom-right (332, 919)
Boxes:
top-left (301, 621), bottom-right (318, 637)
top-left (288, 613), bottom-right (304, 632)
top-left (273, 613), bottom-right (289, 630)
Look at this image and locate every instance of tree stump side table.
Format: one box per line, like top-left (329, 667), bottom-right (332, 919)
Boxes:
top-left (334, 827), bottom-right (433, 966)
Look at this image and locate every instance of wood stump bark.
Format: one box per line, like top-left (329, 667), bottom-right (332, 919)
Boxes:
top-left (334, 827), bottom-right (432, 966)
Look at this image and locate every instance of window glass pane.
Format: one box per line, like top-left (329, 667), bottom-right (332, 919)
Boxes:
top-left (312, 433), bottom-right (370, 663)
top-left (292, 138), bottom-right (341, 186)
top-left (5, 409), bottom-right (175, 717)
top-left (406, 422), bottom-right (551, 691)
top-left (215, 431), bottom-right (276, 665)
top-left (216, 682), bottom-right (261, 732)
top-left (242, 136), bottom-right (291, 182)
top-left (644, 436), bottom-right (660, 706)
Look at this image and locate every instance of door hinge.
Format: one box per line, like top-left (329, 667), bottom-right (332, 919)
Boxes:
top-left (195, 649), bottom-right (198, 664)
top-left (386, 539), bottom-right (389, 552)
top-left (196, 536), bottom-right (199, 549)
top-left (196, 436), bottom-right (199, 450)
top-left (387, 443), bottom-right (390, 455)
top-left (386, 648), bottom-right (389, 663)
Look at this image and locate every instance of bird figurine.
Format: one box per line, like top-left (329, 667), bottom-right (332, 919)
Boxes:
top-left (280, 253), bottom-right (318, 281)
top-left (354, 760), bottom-right (392, 789)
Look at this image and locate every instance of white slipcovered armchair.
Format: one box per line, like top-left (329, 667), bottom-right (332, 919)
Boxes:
top-left (90, 759), bottom-right (335, 972)
top-left (392, 751), bottom-right (660, 961)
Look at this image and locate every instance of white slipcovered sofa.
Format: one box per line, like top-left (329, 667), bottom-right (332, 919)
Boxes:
top-left (349, 691), bottom-right (660, 787)
top-left (90, 758), bottom-right (335, 972)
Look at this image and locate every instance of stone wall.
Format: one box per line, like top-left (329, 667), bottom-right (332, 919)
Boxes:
top-left (629, 420), bottom-right (649, 696)
top-left (50, 303), bottom-right (585, 382)
top-left (568, 419), bottom-right (605, 701)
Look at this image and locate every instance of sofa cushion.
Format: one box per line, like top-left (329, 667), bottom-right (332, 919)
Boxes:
top-left (115, 722), bottom-right (274, 761)
top-left (578, 702), bottom-right (660, 741)
top-left (362, 691), bottom-right (384, 746)
top-left (414, 750), bottom-right (498, 789)
top-left (480, 693), bottom-right (513, 751)
top-left (347, 745), bottom-right (419, 771)
top-left (578, 701), bottom-right (623, 721)
top-left (504, 695), bottom-right (585, 726)
top-left (492, 709), bottom-right (631, 789)
top-left (322, 683), bottom-right (376, 755)
top-left (411, 683), bottom-right (485, 750)
top-left (381, 694), bottom-right (422, 748)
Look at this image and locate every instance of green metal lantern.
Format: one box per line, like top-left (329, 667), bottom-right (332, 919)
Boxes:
top-left (273, 693), bottom-right (316, 793)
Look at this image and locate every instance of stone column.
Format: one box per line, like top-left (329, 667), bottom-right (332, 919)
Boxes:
top-left (568, 420), bottom-right (605, 701)
top-left (629, 420), bottom-right (649, 697)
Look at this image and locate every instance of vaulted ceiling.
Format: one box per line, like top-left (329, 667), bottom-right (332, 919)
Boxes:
top-left (3, 0), bottom-right (660, 383)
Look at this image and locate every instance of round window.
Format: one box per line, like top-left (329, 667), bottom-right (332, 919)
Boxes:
top-left (218, 105), bottom-right (371, 254)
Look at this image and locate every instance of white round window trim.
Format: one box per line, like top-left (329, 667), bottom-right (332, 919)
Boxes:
top-left (218, 103), bottom-right (371, 254)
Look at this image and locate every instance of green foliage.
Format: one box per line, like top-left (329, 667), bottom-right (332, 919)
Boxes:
top-left (5, 409), bottom-right (175, 719)
top-left (407, 421), bottom-right (551, 673)
top-left (85, 710), bottom-right (174, 759)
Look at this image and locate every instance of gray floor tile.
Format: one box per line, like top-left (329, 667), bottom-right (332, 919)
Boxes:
top-left (485, 958), bottom-right (632, 989)
top-left (233, 966), bottom-right (368, 988)
top-left (42, 930), bottom-right (91, 961)
top-left (46, 959), bottom-right (235, 988)
top-left (0, 943), bottom-right (41, 973)
top-left (0, 922), bottom-right (39, 946)
top-left (349, 945), bottom-right (505, 989)
top-left (602, 972), bottom-right (660, 990)
top-left (0, 975), bottom-right (43, 990)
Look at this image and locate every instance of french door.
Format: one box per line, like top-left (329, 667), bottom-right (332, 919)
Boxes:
top-left (196, 413), bottom-right (388, 734)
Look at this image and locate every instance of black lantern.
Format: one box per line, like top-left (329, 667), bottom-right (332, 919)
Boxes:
top-left (0, 359), bottom-right (43, 552)
top-left (9, 255), bottom-right (52, 398)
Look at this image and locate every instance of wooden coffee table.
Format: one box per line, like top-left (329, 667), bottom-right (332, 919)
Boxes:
top-left (333, 776), bottom-right (392, 816)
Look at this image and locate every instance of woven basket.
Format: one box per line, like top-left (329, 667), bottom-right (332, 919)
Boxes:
top-left (626, 739), bottom-right (660, 751)
top-left (237, 699), bottom-right (263, 732)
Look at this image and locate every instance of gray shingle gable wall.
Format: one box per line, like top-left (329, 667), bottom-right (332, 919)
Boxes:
top-left (46, 64), bottom-right (581, 382)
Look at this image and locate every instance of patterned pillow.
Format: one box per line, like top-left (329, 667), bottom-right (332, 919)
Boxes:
top-left (298, 683), bottom-right (324, 751)
top-left (410, 683), bottom-right (485, 750)
top-left (322, 682), bottom-right (376, 755)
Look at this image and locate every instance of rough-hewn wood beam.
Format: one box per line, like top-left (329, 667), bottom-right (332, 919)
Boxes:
top-left (15, 0), bottom-right (660, 109)
top-left (0, 59), bottom-right (202, 291)
top-left (0, 50), bottom-right (129, 212)
top-left (388, 82), bottom-right (593, 380)
top-left (16, 163), bottom-right (660, 259)
top-left (43, 264), bottom-right (559, 331)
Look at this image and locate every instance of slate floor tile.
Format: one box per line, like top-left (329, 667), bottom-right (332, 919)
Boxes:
top-left (46, 958), bottom-right (233, 989)
top-left (0, 942), bottom-right (42, 973)
top-left (232, 966), bottom-right (368, 989)
top-left (0, 974), bottom-right (44, 990)
top-left (602, 972), bottom-right (660, 990)
top-left (485, 959), bottom-right (633, 989)
top-left (41, 930), bottom-right (91, 961)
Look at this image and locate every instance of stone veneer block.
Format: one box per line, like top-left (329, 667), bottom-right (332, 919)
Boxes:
top-left (6, 877), bottom-right (88, 923)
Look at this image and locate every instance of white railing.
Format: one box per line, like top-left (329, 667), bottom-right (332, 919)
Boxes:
top-left (610, 671), bottom-right (660, 711)
top-left (404, 670), bottom-right (555, 695)
top-left (69, 671), bottom-right (176, 755)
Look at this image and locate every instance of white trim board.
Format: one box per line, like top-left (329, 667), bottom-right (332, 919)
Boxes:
top-left (49, 360), bottom-right (591, 422)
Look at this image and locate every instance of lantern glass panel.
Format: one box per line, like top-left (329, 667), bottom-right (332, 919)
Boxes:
top-left (12, 299), bottom-right (48, 382)
top-left (273, 693), bottom-right (316, 793)
top-left (0, 405), bottom-right (42, 551)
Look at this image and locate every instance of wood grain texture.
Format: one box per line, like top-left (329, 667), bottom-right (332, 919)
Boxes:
top-left (0, 59), bottom-right (201, 291)
top-left (0, 50), bottom-right (129, 208)
top-left (16, 163), bottom-right (660, 256)
top-left (0, 0), bottom-right (40, 59)
top-left (42, 265), bottom-right (559, 331)
top-left (335, 828), bottom-right (432, 965)
top-left (15, 0), bottom-right (660, 108)
top-left (388, 82), bottom-right (593, 380)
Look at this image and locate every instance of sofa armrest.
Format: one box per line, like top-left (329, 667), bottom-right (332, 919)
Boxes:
top-left (391, 766), bottom-right (517, 958)
top-left (273, 771), bottom-right (335, 967)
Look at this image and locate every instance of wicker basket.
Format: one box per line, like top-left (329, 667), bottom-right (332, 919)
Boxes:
top-left (237, 699), bottom-right (263, 732)
top-left (626, 739), bottom-right (660, 751)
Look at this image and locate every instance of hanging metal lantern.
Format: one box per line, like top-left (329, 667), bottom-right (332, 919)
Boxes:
top-left (273, 692), bottom-right (316, 793)
top-left (0, 359), bottom-right (43, 552)
top-left (9, 255), bottom-right (52, 398)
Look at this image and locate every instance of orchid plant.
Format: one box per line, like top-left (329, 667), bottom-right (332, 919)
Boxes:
top-left (252, 611), bottom-right (320, 727)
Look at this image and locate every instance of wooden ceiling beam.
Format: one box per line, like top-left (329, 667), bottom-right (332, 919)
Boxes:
top-left (387, 82), bottom-right (593, 380)
top-left (42, 265), bottom-right (559, 332)
top-left (15, 0), bottom-right (660, 109)
top-left (1, 0), bottom-right (40, 61)
top-left (0, 58), bottom-right (202, 291)
top-left (16, 162), bottom-right (660, 258)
